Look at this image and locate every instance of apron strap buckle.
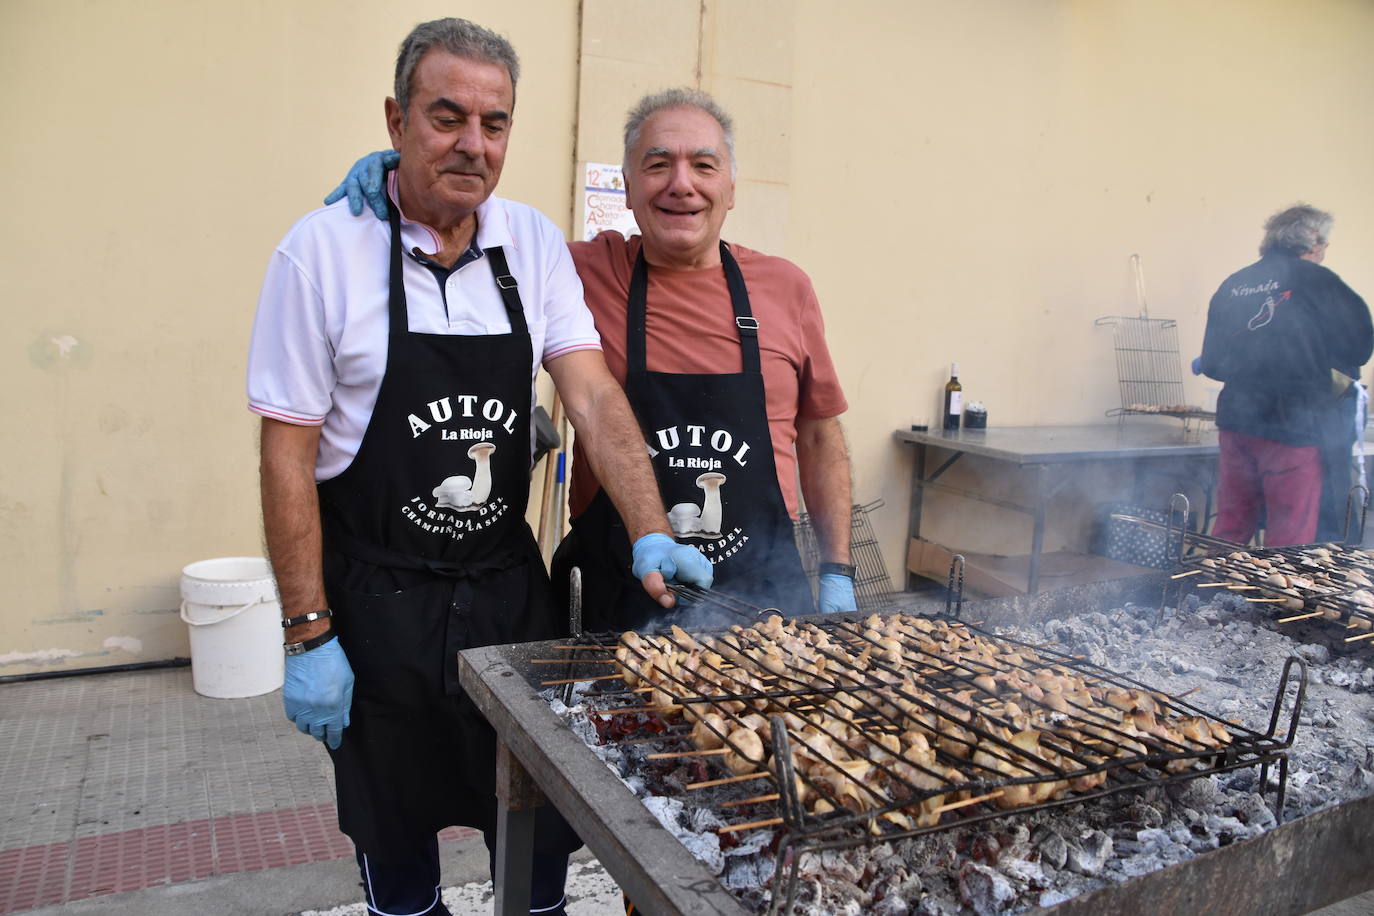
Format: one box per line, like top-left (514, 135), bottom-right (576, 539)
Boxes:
top-left (735, 316), bottom-right (760, 333)
top-left (495, 273), bottom-right (518, 290)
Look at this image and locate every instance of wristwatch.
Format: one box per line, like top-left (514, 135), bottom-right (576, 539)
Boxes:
top-left (818, 562), bottom-right (857, 579)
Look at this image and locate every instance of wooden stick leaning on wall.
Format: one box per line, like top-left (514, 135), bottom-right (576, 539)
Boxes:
top-left (549, 403), bottom-right (571, 549)
top-left (537, 394), bottom-right (564, 563)
top-left (553, 417), bottom-right (571, 551)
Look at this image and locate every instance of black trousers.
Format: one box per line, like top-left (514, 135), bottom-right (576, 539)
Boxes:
top-left (356, 831), bottom-right (570, 915)
top-left (1316, 392), bottom-right (1360, 542)
top-left (324, 537), bottom-right (581, 912)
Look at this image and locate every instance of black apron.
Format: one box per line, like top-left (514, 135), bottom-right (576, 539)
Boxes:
top-left (555, 242), bottom-right (813, 633)
top-left (316, 204), bottom-right (569, 859)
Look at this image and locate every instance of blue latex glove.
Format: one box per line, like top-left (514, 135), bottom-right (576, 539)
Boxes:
top-left (1190, 356), bottom-right (1203, 376)
top-left (817, 573), bottom-right (857, 614)
top-left (283, 636), bottom-right (355, 750)
top-left (322, 150), bottom-right (398, 219)
top-left (632, 533), bottom-right (714, 591)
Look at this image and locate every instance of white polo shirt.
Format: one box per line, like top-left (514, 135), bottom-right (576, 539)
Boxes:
top-left (247, 184), bottom-right (601, 481)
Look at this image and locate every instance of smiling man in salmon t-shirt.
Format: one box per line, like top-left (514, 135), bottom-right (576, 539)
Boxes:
top-left (553, 89), bottom-right (854, 629)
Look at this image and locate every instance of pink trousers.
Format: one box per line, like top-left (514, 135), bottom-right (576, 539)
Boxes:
top-left (1212, 429), bottom-right (1321, 546)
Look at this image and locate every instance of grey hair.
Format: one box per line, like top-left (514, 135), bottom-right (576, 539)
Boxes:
top-left (394, 18), bottom-right (520, 115)
top-left (622, 88), bottom-right (737, 177)
top-left (1259, 203), bottom-right (1333, 257)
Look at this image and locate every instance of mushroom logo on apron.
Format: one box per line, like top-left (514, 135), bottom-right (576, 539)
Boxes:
top-left (399, 393), bottom-right (520, 541)
top-left (648, 422), bottom-right (755, 564)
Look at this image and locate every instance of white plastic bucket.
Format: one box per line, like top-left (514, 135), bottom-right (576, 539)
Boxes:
top-left (179, 557), bottom-right (284, 698)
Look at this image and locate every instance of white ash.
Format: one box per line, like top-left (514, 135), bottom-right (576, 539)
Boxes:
top-left (1013, 594), bottom-right (1374, 822)
top-left (545, 598), bottom-right (1372, 914)
top-left (544, 686), bottom-right (769, 884)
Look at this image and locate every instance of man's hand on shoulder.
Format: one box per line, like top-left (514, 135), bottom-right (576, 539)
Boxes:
top-left (323, 150), bottom-right (398, 220)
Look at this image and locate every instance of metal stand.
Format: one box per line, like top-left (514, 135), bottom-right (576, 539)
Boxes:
top-left (1342, 484), bottom-right (1369, 545)
top-left (945, 553), bottom-right (966, 619)
top-left (493, 739), bottom-right (543, 916)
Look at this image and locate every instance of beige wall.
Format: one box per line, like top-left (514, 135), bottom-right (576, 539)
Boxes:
top-left (787, 0), bottom-right (1374, 566)
top-left (3, 0), bottom-right (1372, 673)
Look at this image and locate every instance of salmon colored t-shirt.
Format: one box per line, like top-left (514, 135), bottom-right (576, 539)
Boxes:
top-left (566, 232), bottom-right (848, 519)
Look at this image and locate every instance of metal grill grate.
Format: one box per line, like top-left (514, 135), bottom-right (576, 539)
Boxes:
top-left (571, 602), bottom-right (1303, 916)
top-left (1094, 255), bottom-right (1212, 426)
top-left (1097, 315), bottom-right (1188, 410)
top-left (1110, 502), bottom-right (1374, 641)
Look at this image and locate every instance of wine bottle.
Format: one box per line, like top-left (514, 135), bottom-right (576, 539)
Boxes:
top-left (943, 363), bottom-right (963, 430)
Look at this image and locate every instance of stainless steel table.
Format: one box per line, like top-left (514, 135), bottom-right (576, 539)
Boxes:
top-left (893, 424), bottom-right (1220, 594)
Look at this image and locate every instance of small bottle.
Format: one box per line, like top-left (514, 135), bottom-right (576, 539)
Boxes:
top-left (943, 363), bottom-right (963, 430)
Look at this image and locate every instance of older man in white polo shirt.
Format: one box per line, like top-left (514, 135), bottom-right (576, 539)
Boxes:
top-left (247, 18), bottom-right (708, 916)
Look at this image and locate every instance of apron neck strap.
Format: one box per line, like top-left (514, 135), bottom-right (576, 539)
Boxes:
top-left (386, 197), bottom-right (408, 337)
top-left (483, 246), bottom-right (529, 334)
top-left (627, 240), bottom-right (760, 374)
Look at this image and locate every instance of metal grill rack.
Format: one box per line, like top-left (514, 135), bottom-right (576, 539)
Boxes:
top-left (1164, 542), bottom-right (1374, 644)
top-left (567, 575), bottom-right (1303, 916)
top-left (1095, 255), bottom-right (1213, 430)
top-left (793, 499), bottom-right (896, 610)
top-left (1107, 500), bottom-right (1374, 643)
top-left (1095, 315), bottom-right (1214, 425)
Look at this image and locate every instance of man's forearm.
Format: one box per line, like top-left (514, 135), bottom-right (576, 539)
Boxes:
top-left (260, 419), bottom-right (330, 641)
top-left (567, 383), bottom-right (671, 541)
top-left (796, 416), bottom-right (852, 565)
top-left (547, 351), bottom-right (670, 542)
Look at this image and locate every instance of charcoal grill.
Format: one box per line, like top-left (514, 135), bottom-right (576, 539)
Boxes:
top-left (459, 573), bottom-right (1374, 915)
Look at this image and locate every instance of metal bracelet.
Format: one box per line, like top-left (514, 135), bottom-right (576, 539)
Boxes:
top-left (281, 608), bottom-right (333, 629)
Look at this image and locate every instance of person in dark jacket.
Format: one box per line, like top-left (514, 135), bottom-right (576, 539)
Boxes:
top-left (1199, 204), bottom-right (1371, 546)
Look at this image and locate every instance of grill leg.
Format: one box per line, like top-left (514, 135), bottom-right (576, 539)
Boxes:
top-left (494, 739), bottom-right (543, 916)
top-left (1028, 464), bottom-right (1047, 594)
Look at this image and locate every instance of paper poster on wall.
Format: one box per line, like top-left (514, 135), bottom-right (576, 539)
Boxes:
top-left (581, 162), bottom-right (640, 242)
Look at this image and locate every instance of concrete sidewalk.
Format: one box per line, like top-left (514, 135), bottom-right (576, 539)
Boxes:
top-left (0, 666), bottom-right (620, 915)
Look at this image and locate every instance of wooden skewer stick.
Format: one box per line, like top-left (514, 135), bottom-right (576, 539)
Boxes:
top-left (1175, 686), bottom-right (1201, 699)
top-left (720, 793), bottom-right (781, 808)
top-left (612, 732), bottom-right (689, 746)
top-left (1226, 585), bottom-right (1259, 591)
top-left (932, 790), bottom-right (1004, 814)
top-left (1277, 610), bottom-right (1324, 623)
top-left (719, 817), bottom-right (784, 834)
top-left (539, 673), bottom-right (623, 686)
top-left (551, 645), bottom-right (613, 652)
top-left (1171, 569), bottom-right (1203, 579)
top-left (688, 771), bottom-right (771, 790)
top-left (1196, 582), bottom-right (1235, 588)
top-left (1246, 597), bottom-right (1289, 604)
top-left (530, 658), bottom-right (616, 665)
top-left (646, 747), bottom-right (729, 761)
top-left (1344, 631), bottom-right (1374, 643)
top-left (588, 705), bottom-right (677, 716)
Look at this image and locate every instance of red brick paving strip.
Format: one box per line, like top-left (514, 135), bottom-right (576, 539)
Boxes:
top-left (0, 804), bottom-right (478, 913)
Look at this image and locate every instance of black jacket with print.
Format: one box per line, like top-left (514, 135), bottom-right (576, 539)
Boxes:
top-left (1200, 252), bottom-right (1371, 445)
